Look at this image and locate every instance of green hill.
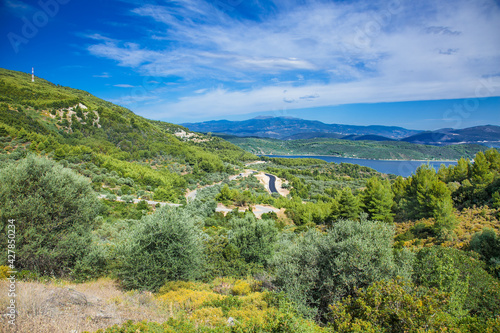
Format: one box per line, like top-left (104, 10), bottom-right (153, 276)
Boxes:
top-left (0, 68), bottom-right (256, 202)
top-left (218, 134), bottom-right (487, 160)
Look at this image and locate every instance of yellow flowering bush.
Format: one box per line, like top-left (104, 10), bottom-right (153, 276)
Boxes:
top-left (157, 288), bottom-right (223, 313)
top-left (190, 307), bottom-right (225, 327)
top-left (0, 265), bottom-right (10, 279)
top-left (149, 278), bottom-right (325, 332)
top-left (231, 280), bottom-right (251, 296)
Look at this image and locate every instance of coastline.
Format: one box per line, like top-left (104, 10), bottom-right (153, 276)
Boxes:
top-left (262, 154), bottom-right (459, 163)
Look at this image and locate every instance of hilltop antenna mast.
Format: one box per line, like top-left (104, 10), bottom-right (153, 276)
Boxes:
top-left (32, 67), bottom-right (34, 82)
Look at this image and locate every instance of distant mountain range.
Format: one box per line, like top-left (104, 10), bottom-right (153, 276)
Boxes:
top-left (182, 117), bottom-right (500, 147)
top-left (182, 116), bottom-right (421, 140)
top-left (401, 126), bottom-right (500, 146)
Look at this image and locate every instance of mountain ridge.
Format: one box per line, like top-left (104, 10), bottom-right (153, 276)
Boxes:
top-left (182, 117), bottom-right (500, 146)
top-left (181, 117), bottom-right (422, 140)
top-left (402, 125), bottom-right (500, 146)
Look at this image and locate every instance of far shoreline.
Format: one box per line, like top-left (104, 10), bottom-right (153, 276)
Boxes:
top-left (260, 154), bottom-right (460, 163)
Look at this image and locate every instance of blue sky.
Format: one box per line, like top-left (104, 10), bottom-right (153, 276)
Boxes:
top-left (1, 0), bottom-right (500, 129)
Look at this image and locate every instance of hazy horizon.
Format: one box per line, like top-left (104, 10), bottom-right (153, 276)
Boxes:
top-left (175, 96), bottom-right (500, 131)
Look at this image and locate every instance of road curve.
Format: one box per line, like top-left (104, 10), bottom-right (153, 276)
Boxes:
top-left (265, 173), bottom-right (278, 193)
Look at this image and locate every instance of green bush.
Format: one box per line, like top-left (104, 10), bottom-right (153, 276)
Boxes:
top-left (113, 206), bottom-right (203, 292)
top-left (202, 234), bottom-right (251, 280)
top-left (413, 246), bottom-right (500, 318)
top-left (72, 240), bottom-right (110, 281)
top-left (469, 228), bottom-right (500, 278)
top-left (0, 154), bottom-right (101, 276)
top-left (328, 278), bottom-right (460, 333)
top-left (120, 194), bottom-right (135, 203)
top-left (228, 214), bottom-right (278, 267)
top-left (271, 219), bottom-right (396, 320)
top-left (413, 247), bottom-right (469, 316)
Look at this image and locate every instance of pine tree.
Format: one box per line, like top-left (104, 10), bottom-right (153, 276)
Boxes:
top-left (392, 176), bottom-right (408, 203)
top-left (484, 148), bottom-right (500, 172)
top-left (437, 164), bottom-right (450, 183)
top-left (405, 165), bottom-right (456, 233)
top-left (338, 187), bottom-right (361, 220)
top-left (451, 157), bottom-right (470, 183)
top-left (471, 151), bottom-right (493, 185)
top-left (362, 177), bottom-right (395, 222)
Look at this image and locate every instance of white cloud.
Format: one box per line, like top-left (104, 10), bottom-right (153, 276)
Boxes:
top-left (139, 75), bottom-right (500, 121)
top-left (85, 0), bottom-right (500, 119)
top-left (114, 84), bottom-right (135, 88)
top-left (4, 0), bottom-right (34, 16)
top-left (89, 42), bottom-right (160, 67)
top-left (84, 33), bottom-right (116, 42)
top-left (94, 72), bottom-right (111, 78)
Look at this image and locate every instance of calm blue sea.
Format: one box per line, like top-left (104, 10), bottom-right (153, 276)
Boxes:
top-left (265, 155), bottom-right (458, 177)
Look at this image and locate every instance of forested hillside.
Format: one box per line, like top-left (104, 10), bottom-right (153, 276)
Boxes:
top-left (1, 68), bottom-right (500, 332)
top-left (0, 68), bottom-right (255, 202)
top-left (219, 134), bottom-right (487, 160)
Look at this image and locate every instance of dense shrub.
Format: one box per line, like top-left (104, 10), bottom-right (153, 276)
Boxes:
top-left (271, 219), bottom-right (397, 320)
top-left (0, 154), bottom-right (101, 276)
top-left (413, 246), bottom-right (500, 318)
top-left (202, 234), bottom-right (251, 280)
top-left (328, 278), bottom-right (460, 333)
top-left (413, 247), bottom-right (469, 316)
top-left (469, 228), bottom-right (500, 278)
top-left (113, 206), bottom-right (203, 292)
top-left (228, 214), bottom-right (278, 267)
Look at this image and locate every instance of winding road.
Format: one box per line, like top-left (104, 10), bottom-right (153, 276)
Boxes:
top-left (99, 170), bottom-right (284, 218)
top-left (265, 173), bottom-right (278, 194)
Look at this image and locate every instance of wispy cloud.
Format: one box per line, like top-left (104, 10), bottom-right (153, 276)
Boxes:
top-left (89, 42), bottom-right (159, 67)
top-left (83, 0), bottom-right (500, 120)
top-left (94, 72), bottom-right (111, 78)
top-left (139, 77), bottom-right (500, 121)
top-left (84, 33), bottom-right (116, 42)
top-left (424, 26), bottom-right (461, 36)
top-left (113, 84), bottom-right (135, 88)
top-left (3, 0), bottom-right (34, 16)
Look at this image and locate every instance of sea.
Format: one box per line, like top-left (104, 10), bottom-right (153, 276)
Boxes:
top-left (265, 155), bottom-right (458, 177)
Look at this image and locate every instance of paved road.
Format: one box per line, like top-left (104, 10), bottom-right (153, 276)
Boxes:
top-left (265, 173), bottom-right (278, 193)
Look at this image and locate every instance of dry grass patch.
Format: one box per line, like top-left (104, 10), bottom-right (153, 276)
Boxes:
top-left (0, 278), bottom-right (170, 333)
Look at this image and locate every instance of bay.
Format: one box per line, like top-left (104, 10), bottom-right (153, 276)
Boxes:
top-left (265, 155), bottom-right (458, 177)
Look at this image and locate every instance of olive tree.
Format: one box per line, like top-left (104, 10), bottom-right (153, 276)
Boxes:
top-left (271, 219), bottom-right (397, 320)
top-left (114, 205), bottom-right (204, 291)
top-left (0, 154), bottom-right (101, 276)
top-left (228, 214), bottom-right (278, 267)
